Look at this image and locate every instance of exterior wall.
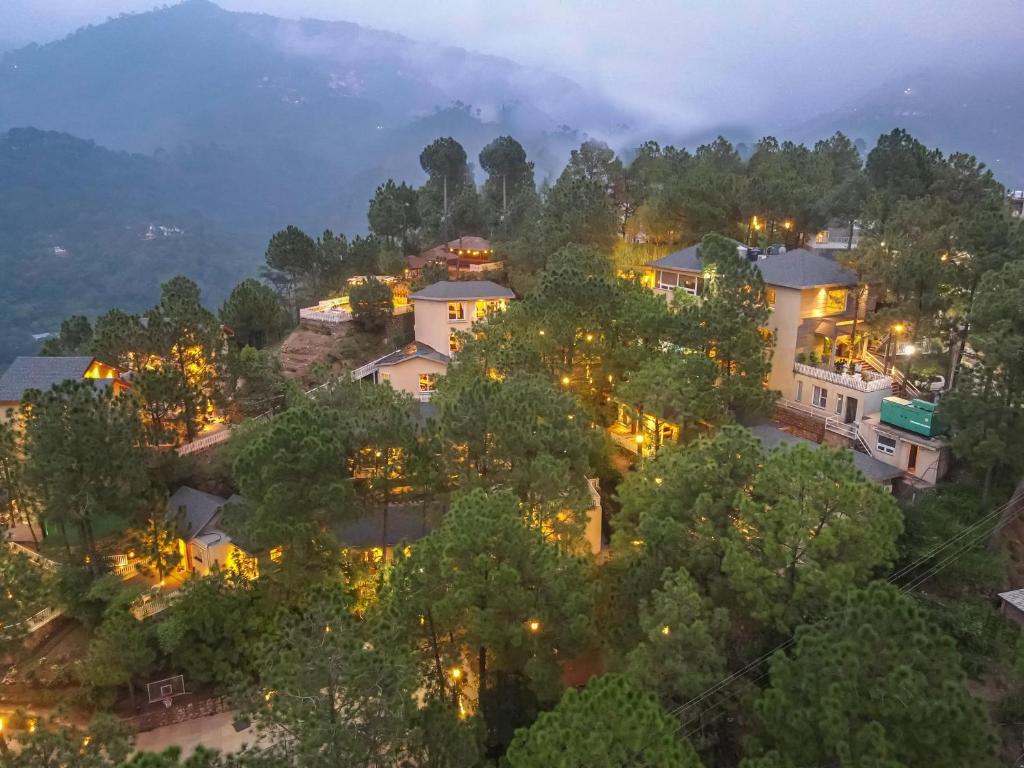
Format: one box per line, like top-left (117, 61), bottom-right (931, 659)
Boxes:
top-left (788, 369), bottom-right (889, 423)
top-left (412, 297), bottom-right (508, 356)
top-left (584, 479), bottom-right (603, 555)
top-left (377, 356), bottom-right (449, 399)
top-left (765, 286), bottom-right (802, 396)
top-left (858, 420), bottom-right (950, 486)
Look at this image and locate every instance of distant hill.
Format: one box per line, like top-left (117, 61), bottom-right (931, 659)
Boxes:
top-left (0, 128), bottom-right (262, 362)
top-left (0, 0), bottom-right (625, 229)
top-left (785, 66), bottom-right (1024, 188)
top-left (2, 1), bottom-right (1021, 363)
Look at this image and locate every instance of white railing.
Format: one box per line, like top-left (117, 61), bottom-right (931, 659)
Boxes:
top-left (299, 308), bottom-right (352, 324)
top-left (824, 416), bottom-right (858, 440)
top-left (132, 589), bottom-right (182, 621)
top-left (351, 362), bottom-right (378, 381)
top-left (6, 540), bottom-right (60, 572)
top-left (777, 398), bottom-right (826, 418)
top-left (8, 605), bottom-right (63, 635)
top-left (177, 429), bottom-right (232, 456)
top-left (861, 350), bottom-right (923, 400)
top-left (463, 261), bottom-right (505, 273)
top-left (794, 362), bottom-right (893, 393)
top-left (106, 553), bottom-right (136, 578)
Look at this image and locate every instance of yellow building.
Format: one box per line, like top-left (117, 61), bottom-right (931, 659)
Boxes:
top-left (647, 244), bottom-right (890, 426)
top-left (354, 280), bottom-right (515, 400)
top-left (0, 356), bottom-right (126, 423)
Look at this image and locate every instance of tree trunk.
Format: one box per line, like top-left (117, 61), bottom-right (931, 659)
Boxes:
top-left (478, 645), bottom-right (487, 698)
top-left (425, 610), bottom-right (447, 700)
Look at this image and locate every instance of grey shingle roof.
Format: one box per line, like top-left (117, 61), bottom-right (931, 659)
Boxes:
top-left (999, 588), bottom-right (1024, 613)
top-left (333, 505), bottom-right (434, 548)
top-left (374, 341), bottom-right (450, 368)
top-left (647, 246), bottom-right (857, 289)
top-left (757, 249), bottom-right (857, 289)
top-left (747, 423), bottom-right (904, 483)
top-left (167, 486), bottom-right (228, 538)
top-left (0, 356), bottom-right (96, 401)
top-left (410, 280), bottom-right (514, 301)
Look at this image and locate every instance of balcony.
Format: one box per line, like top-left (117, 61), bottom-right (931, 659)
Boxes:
top-left (793, 361), bottom-right (893, 393)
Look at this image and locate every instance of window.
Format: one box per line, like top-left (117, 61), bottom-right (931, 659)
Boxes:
top-left (825, 289), bottom-right (848, 314)
top-left (656, 270), bottom-right (678, 290)
top-left (4, 408), bottom-right (12, 420)
top-left (378, 370), bottom-right (391, 382)
top-left (835, 393), bottom-right (844, 415)
top-left (877, 435), bottom-right (897, 455)
top-left (766, 287), bottom-right (776, 306)
top-left (419, 373), bottom-right (437, 392)
top-left (811, 386), bottom-right (828, 409)
top-left (815, 230), bottom-right (828, 244)
top-left (269, 546), bottom-right (283, 563)
top-left (449, 332), bottom-right (461, 355)
top-left (908, 444), bottom-right (919, 471)
top-left (680, 274), bottom-right (701, 296)
top-left (795, 381), bottom-right (803, 402)
top-left (448, 302), bottom-right (465, 321)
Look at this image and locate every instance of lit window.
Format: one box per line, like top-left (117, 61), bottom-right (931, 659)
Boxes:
top-left (269, 546), bottom-right (283, 563)
top-left (448, 302), bottom-right (465, 321)
top-left (680, 275), bottom-right (701, 296)
top-left (815, 231), bottom-right (828, 244)
top-left (811, 386), bottom-right (827, 409)
top-left (419, 373), bottom-right (437, 392)
top-left (449, 332), bottom-right (461, 355)
top-left (766, 287), bottom-right (776, 306)
top-left (877, 435), bottom-right (897, 455)
top-left (825, 289), bottom-right (848, 314)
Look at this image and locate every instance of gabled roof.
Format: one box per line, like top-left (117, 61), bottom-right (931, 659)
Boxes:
top-left (374, 341), bottom-right (450, 368)
top-left (447, 235), bottom-right (492, 252)
top-left (0, 356), bottom-right (98, 401)
top-left (648, 245), bottom-right (857, 290)
top-left (747, 423), bottom-right (904, 483)
top-left (999, 588), bottom-right (1024, 613)
top-left (410, 280), bottom-right (515, 301)
top-left (167, 486), bottom-right (228, 539)
top-left (757, 249), bottom-right (857, 289)
top-left (332, 505), bottom-right (434, 548)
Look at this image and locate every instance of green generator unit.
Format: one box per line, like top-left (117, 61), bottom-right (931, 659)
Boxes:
top-left (880, 397), bottom-right (946, 438)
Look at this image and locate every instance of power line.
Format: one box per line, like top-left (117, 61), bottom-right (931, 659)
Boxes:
top-left (615, 489), bottom-right (1024, 763)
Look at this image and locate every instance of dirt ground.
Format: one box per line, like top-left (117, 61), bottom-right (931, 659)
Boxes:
top-left (278, 323), bottom-right (348, 384)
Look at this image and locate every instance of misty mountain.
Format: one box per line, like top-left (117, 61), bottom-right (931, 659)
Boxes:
top-left (786, 66), bottom-right (1024, 187)
top-left (0, 127), bottom-right (262, 362)
top-left (0, 0), bottom-right (624, 231)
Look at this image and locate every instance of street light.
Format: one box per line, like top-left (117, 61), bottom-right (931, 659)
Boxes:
top-left (528, 619), bottom-right (541, 633)
top-left (561, 376), bottom-right (571, 386)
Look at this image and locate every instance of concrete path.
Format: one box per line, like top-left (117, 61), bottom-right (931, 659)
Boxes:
top-left (133, 710), bottom-right (256, 757)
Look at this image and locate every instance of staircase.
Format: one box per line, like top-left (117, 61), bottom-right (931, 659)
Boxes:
top-left (861, 349), bottom-right (922, 399)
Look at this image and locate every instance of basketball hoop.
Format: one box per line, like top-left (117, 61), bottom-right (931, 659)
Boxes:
top-left (146, 675), bottom-right (186, 705)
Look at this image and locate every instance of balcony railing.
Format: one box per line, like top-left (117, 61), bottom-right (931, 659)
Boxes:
top-left (793, 362), bottom-right (893, 393)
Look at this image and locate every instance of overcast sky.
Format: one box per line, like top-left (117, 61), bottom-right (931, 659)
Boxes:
top-left (3, 0), bottom-right (1022, 131)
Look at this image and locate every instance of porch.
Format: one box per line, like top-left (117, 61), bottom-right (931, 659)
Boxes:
top-left (607, 403), bottom-right (679, 457)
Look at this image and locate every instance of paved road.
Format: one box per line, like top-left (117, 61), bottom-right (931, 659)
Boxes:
top-left (134, 710), bottom-right (256, 757)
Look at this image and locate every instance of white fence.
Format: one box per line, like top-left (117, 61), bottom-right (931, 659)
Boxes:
top-left (132, 589), bottom-right (182, 620)
top-left (177, 429), bottom-right (232, 457)
top-left (299, 308), bottom-right (352, 324)
top-left (6, 540), bottom-right (60, 572)
top-left (351, 362), bottom-right (378, 381)
top-left (793, 362), bottom-right (893, 393)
